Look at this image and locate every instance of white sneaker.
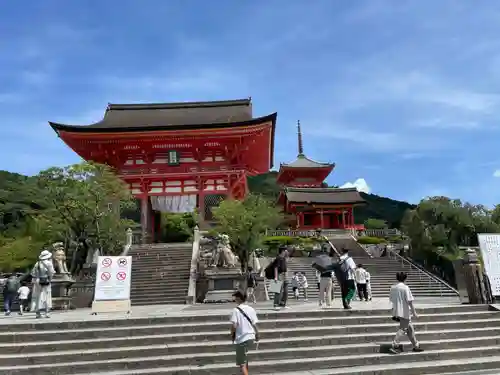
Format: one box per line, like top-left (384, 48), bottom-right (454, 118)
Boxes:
top-left (283, 306), bottom-right (291, 309)
top-left (274, 306), bottom-right (281, 311)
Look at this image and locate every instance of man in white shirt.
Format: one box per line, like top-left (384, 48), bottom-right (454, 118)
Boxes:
top-left (355, 264), bottom-right (369, 301)
top-left (389, 272), bottom-right (423, 354)
top-left (230, 290), bottom-right (259, 374)
top-left (339, 248), bottom-right (356, 310)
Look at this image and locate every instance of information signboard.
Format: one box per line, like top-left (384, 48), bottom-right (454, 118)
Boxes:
top-left (477, 234), bottom-right (500, 296)
top-left (94, 256), bottom-right (132, 301)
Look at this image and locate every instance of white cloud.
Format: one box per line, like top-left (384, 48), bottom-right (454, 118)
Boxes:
top-left (493, 169), bottom-right (500, 178)
top-left (340, 178), bottom-right (371, 193)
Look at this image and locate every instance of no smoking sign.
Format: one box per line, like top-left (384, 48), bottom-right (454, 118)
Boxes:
top-left (101, 258), bottom-right (112, 268)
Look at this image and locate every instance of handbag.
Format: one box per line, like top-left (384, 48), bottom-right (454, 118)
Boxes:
top-left (38, 262), bottom-right (50, 286)
top-left (268, 280), bottom-right (283, 294)
top-left (237, 306), bottom-right (260, 342)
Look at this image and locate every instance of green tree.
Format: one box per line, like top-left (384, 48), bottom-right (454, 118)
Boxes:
top-left (213, 194), bottom-right (283, 277)
top-left (364, 218), bottom-right (388, 229)
top-left (160, 211), bottom-right (197, 242)
top-left (35, 162), bottom-right (135, 255)
top-left (401, 196), bottom-right (500, 260)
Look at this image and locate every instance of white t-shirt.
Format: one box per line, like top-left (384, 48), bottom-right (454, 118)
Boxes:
top-left (339, 254), bottom-right (356, 280)
top-left (390, 282), bottom-right (414, 320)
top-left (230, 303), bottom-right (259, 344)
top-left (298, 274), bottom-right (308, 288)
top-left (18, 286), bottom-right (30, 300)
top-left (365, 271), bottom-right (371, 283)
top-left (355, 268), bottom-right (367, 284)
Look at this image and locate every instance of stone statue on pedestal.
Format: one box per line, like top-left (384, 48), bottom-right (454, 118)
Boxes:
top-left (49, 242), bottom-right (75, 310)
top-left (214, 234), bottom-right (238, 268)
top-left (52, 242), bottom-right (70, 275)
top-left (200, 234), bottom-right (241, 303)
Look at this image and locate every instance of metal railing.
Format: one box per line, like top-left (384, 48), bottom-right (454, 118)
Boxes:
top-left (363, 228), bottom-right (401, 237)
top-left (266, 229), bottom-right (353, 238)
top-left (386, 248), bottom-right (459, 296)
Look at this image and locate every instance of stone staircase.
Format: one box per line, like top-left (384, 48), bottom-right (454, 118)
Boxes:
top-left (327, 236), bottom-right (459, 299)
top-left (278, 236), bottom-right (458, 301)
top-left (1, 304), bottom-right (500, 374)
top-left (129, 243), bottom-right (192, 305)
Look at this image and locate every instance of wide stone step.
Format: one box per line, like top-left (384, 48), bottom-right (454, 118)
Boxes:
top-left (3, 315), bottom-right (497, 344)
top-left (131, 299), bottom-right (185, 306)
top-left (1, 335), bottom-right (499, 369)
top-left (0, 323), bottom-right (496, 355)
top-left (5, 341), bottom-right (500, 374)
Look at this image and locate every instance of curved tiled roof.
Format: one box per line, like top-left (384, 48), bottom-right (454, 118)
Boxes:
top-left (284, 187), bottom-right (365, 205)
top-left (280, 154), bottom-right (334, 169)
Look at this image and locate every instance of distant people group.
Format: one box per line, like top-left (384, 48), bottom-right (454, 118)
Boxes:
top-left (233, 248), bottom-right (422, 374)
top-left (2, 249), bottom-right (55, 318)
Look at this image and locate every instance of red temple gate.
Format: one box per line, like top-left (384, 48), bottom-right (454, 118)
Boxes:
top-left (49, 99), bottom-right (277, 242)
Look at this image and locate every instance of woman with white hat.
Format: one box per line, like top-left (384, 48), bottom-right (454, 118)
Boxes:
top-left (30, 250), bottom-right (55, 318)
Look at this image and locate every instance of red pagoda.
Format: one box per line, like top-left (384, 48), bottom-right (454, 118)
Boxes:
top-left (277, 121), bottom-right (365, 230)
top-left (49, 98), bottom-right (277, 242)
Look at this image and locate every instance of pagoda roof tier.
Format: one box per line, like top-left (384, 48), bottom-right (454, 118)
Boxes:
top-left (277, 155), bottom-right (335, 185)
top-left (280, 154), bottom-right (335, 169)
top-left (49, 98), bottom-right (259, 132)
top-left (284, 187), bottom-right (365, 205)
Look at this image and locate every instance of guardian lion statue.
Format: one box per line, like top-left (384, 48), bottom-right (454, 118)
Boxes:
top-left (52, 242), bottom-right (70, 274)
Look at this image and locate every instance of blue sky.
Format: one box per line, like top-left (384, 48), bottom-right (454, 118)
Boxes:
top-left (1, 0), bottom-right (500, 205)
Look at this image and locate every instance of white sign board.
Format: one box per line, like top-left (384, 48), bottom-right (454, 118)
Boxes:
top-left (94, 256), bottom-right (132, 301)
top-left (477, 234), bottom-right (500, 296)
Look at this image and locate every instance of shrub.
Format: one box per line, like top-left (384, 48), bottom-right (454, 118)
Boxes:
top-left (387, 235), bottom-right (404, 243)
top-left (357, 236), bottom-right (387, 245)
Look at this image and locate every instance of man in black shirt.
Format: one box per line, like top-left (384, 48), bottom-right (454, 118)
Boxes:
top-left (273, 246), bottom-right (289, 310)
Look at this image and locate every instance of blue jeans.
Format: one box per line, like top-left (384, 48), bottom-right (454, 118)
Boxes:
top-left (3, 293), bottom-right (14, 312)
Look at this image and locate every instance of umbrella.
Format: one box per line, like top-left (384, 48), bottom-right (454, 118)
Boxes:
top-left (312, 254), bottom-right (334, 273)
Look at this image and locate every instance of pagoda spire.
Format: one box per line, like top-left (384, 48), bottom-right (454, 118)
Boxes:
top-left (297, 120), bottom-right (304, 156)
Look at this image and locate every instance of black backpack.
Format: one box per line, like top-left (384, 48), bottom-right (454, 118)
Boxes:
top-left (333, 257), bottom-right (351, 283)
top-left (264, 259), bottom-right (277, 279)
top-left (247, 273), bottom-right (257, 287)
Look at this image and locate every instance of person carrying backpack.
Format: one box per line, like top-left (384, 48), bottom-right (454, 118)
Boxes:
top-left (246, 267), bottom-right (258, 304)
top-left (264, 246), bottom-right (289, 310)
top-left (31, 250), bottom-right (55, 319)
top-left (3, 273), bottom-right (20, 316)
top-left (337, 248), bottom-right (357, 310)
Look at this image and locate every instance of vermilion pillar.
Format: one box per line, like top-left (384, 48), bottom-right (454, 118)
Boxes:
top-left (140, 195), bottom-right (149, 244)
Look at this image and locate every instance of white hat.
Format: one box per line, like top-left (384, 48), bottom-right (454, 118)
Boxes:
top-left (39, 250), bottom-right (52, 260)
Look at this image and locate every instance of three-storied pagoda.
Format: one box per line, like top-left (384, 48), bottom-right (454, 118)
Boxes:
top-left (277, 121), bottom-right (365, 230)
top-left (49, 98), bottom-right (277, 242)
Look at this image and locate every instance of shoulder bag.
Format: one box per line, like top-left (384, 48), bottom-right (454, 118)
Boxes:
top-left (237, 306), bottom-right (260, 342)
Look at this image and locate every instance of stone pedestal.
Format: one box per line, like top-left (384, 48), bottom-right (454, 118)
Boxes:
top-left (51, 273), bottom-right (76, 310)
top-left (454, 249), bottom-right (488, 304)
top-left (204, 268), bottom-right (241, 303)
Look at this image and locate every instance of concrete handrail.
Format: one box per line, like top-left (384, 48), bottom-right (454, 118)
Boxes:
top-left (120, 228), bottom-right (133, 256)
top-left (186, 226), bottom-right (201, 304)
top-left (387, 248), bottom-right (459, 295)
